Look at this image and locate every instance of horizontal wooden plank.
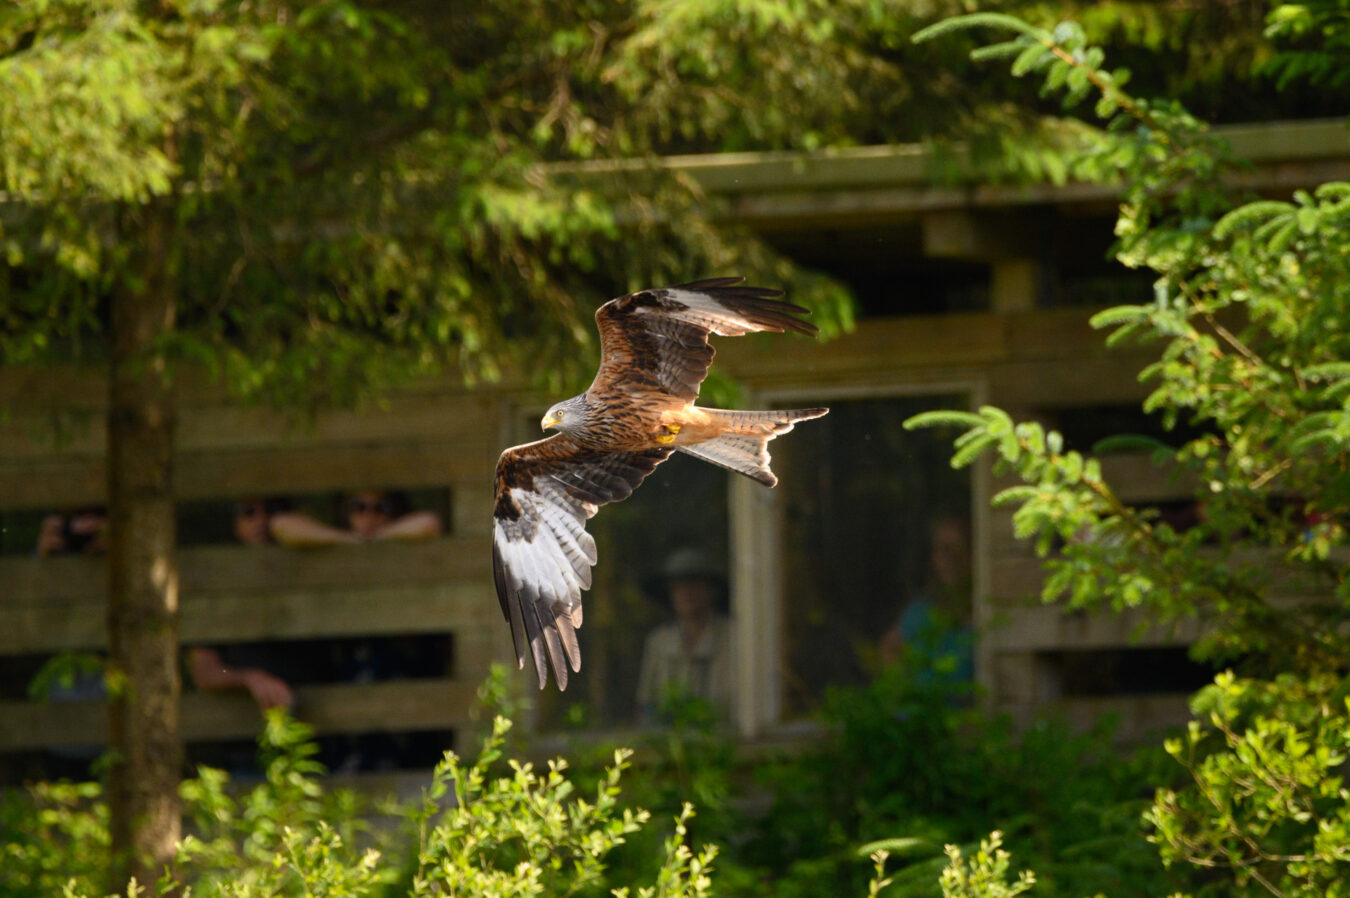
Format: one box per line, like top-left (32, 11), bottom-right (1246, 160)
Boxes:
top-left (0, 678), bottom-right (481, 750)
top-left (1098, 453), bottom-right (1197, 503)
top-left (0, 393), bottom-right (500, 461)
top-left (184, 678), bottom-right (481, 741)
top-left (0, 580), bottom-right (497, 653)
top-left (548, 120), bottom-right (1350, 231)
top-left (452, 483), bottom-right (496, 538)
top-left (988, 355), bottom-right (1151, 409)
top-left (720, 314), bottom-right (1007, 388)
top-left (989, 549), bottom-right (1332, 609)
top-left (0, 438), bottom-right (495, 509)
top-left (178, 539), bottom-right (492, 595)
top-left (988, 554), bottom-right (1046, 603)
top-left (0, 362), bottom-right (505, 413)
top-left (1048, 694), bottom-right (1192, 743)
top-left (183, 581), bottom-right (498, 645)
top-left (987, 604), bottom-right (1201, 652)
top-left (720, 307), bottom-right (1142, 391)
top-left (3, 538), bottom-right (492, 605)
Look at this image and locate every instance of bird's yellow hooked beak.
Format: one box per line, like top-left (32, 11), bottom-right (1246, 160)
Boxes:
top-left (540, 412), bottom-right (561, 431)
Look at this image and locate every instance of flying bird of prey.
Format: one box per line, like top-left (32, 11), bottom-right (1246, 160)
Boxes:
top-left (492, 278), bottom-right (829, 690)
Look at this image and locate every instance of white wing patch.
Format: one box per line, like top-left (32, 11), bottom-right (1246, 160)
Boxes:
top-left (492, 485), bottom-right (598, 688)
top-left (653, 288), bottom-right (769, 336)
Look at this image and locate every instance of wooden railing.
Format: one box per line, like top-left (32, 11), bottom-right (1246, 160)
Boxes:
top-left (0, 537), bottom-right (501, 753)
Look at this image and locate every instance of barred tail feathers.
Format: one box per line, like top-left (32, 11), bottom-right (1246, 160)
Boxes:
top-left (677, 407), bottom-right (828, 487)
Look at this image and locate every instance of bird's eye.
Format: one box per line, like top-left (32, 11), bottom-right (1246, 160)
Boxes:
top-left (555, 410), bottom-right (565, 419)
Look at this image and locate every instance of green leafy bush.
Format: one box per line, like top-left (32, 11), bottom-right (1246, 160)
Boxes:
top-left (912, 10), bottom-right (1350, 898)
top-left (938, 832), bottom-right (1036, 898)
top-left (1146, 673), bottom-right (1350, 898)
top-left (0, 707), bottom-right (718, 898)
top-left (1, 693), bottom-right (1068, 898)
top-left (733, 653), bottom-right (1168, 898)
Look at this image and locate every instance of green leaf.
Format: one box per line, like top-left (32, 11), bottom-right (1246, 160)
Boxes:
top-left (1301, 362), bottom-right (1350, 382)
top-left (905, 410), bottom-right (985, 430)
top-left (1091, 434), bottom-right (1175, 455)
top-left (1213, 201), bottom-right (1295, 238)
top-left (1010, 42), bottom-right (1050, 76)
top-left (1089, 304), bottom-right (1150, 329)
top-left (951, 432), bottom-right (1000, 468)
top-left (855, 837), bottom-right (940, 858)
top-left (912, 13), bottom-right (1047, 46)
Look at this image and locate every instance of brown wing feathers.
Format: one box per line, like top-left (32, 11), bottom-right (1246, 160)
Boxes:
top-left (591, 278), bottom-right (817, 401)
top-left (492, 277), bottom-right (822, 691)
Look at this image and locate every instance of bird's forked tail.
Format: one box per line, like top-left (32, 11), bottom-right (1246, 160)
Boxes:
top-left (677, 407), bottom-right (828, 487)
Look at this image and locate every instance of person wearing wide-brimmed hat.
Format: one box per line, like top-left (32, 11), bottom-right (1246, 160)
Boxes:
top-left (636, 547), bottom-right (735, 724)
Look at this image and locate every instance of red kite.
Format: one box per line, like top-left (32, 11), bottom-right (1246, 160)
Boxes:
top-left (492, 278), bottom-right (828, 689)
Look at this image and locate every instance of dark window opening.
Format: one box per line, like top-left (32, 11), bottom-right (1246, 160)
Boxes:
top-left (1043, 646), bottom-right (1218, 697)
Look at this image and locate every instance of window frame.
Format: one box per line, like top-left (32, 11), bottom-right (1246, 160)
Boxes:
top-left (729, 377), bottom-right (991, 738)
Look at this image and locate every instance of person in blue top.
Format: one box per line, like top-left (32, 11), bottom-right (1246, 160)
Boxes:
top-left (879, 514), bottom-right (974, 681)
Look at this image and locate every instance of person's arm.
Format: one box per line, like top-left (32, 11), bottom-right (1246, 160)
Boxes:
top-left (187, 647), bottom-right (294, 710)
top-left (268, 511), bottom-right (360, 547)
top-left (370, 510), bottom-right (443, 541)
top-left (879, 625), bottom-right (903, 667)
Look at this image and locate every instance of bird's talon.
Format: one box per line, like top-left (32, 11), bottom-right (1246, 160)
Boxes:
top-left (655, 432), bottom-right (677, 445)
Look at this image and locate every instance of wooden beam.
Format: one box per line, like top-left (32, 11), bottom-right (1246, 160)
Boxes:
top-left (0, 580), bottom-right (495, 653)
top-left (0, 393), bottom-right (498, 460)
top-left (541, 119), bottom-right (1350, 230)
top-left (3, 538), bottom-right (491, 604)
top-left (0, 678), bottom-right (478, 750)
top-left (990, 259), bottom-right (1042, 313)
top-left (0, 438), bottom-right (493, 509)
top-left (987, 604), bottom-right (1201, 651)
top-left (922, 210), bottom-right (1045, 261)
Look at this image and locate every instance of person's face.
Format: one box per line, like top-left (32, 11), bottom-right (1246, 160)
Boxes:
top-left (67, 510), bottom-right (108, 554)
top-left (930, 519), bottom-right (970, 588)
top-left (233, 500), bottom-right (270, 547)
top-left (348, 491), bottom-right (394, 538)
top-left (669, 578), bottom-right (716, 620)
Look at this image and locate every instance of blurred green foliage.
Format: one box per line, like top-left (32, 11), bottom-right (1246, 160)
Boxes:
top-left (1, 0), bottom-right (1339, 405)
top-left (724, 649), bottom-right (1170, 898)
top-left (0, 665), bottom-right (1164, 897)
top-left (1, 707), bottom-right (721, 897)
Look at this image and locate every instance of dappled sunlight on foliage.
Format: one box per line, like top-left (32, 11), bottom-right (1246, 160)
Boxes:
top-left (912, 9), bottom-right (1350, 897)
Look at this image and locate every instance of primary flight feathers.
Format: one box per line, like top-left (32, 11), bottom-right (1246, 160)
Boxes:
top-left (491, 278), bottom-right (829, 689)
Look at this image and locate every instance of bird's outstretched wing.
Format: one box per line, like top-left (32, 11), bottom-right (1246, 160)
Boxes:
top-left (492, 435), bottom-right (673, 689)
top-left (590, 277), bottom-right (818, 401)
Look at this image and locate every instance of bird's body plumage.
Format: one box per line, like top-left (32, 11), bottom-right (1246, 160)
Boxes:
top-left (492, 278), bottom-right (828, 689)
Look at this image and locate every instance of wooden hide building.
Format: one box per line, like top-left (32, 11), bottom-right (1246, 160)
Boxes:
top-left (2, 119), bottom-right (1347, 776)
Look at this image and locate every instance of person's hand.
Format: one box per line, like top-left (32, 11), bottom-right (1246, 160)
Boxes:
top-left (36, 515), bottom-right (67, 556)
top-left (241, 669), bottom-right (294, 710)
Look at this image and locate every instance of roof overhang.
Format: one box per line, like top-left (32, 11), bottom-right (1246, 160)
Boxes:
top-left (546, 118), bottom-right (1350, 232)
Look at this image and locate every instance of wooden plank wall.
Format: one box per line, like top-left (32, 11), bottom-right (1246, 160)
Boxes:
top-left (0, 374), bottom-right (517, 762)
top-left (1, 305), bottom-right (1194, 756)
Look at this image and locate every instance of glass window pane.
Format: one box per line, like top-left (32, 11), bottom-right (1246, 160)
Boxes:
top-left (534, 452), bottom-right (730, 729)
top-left (772, 394), bottom-right (973, 715)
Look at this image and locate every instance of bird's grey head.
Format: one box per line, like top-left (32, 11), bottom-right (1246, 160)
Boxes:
top-left (540, 395), bottom-right (589, 436)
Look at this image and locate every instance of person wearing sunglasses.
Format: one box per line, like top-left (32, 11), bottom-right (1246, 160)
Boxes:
top-left (268, 489), bottom-right (442, 546)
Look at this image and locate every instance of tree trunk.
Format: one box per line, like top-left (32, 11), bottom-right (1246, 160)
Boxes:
top-left (106, 200), bottom-right (181, 891)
